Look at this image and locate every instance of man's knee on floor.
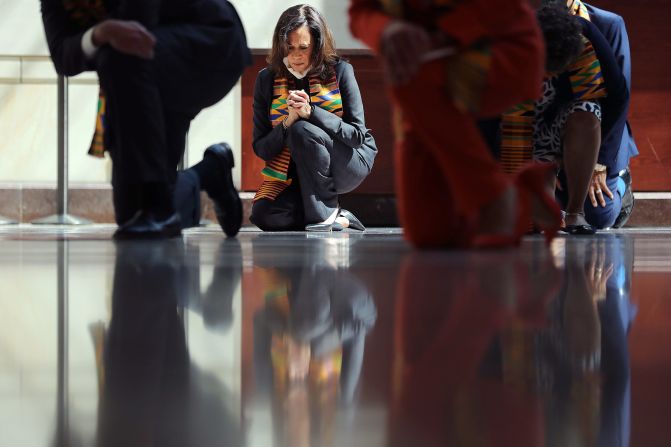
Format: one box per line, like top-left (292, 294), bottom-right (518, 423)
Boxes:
top-left (585, 175), bottom-right (623, 229)
top-left (585, 199), bottom-right (621, 229)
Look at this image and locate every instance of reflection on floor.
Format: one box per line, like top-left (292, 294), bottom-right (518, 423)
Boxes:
top-left (1, 225), bottom-right (670, 447)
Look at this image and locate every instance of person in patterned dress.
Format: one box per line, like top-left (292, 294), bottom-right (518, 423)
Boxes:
top-left (501, 1), bottom-right (632, 234)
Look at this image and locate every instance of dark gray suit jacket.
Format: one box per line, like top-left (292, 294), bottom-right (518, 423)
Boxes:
top-left (252, 59), bottom-right (378, 173)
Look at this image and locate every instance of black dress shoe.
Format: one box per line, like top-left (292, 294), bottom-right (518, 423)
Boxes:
top-left (613, 167), bottom-right (634, 228)
top-left (113, 211), bottom-right (182, 240)
top-left (203, 143), bottom-right (242, 237)
top-left (339, 209), bottom-right (365, 231)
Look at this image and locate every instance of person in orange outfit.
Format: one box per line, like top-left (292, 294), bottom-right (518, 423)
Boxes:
top-left (388, 249), bottom-right (560, 446)
top-left (349, 0), bottom-right (561, 248)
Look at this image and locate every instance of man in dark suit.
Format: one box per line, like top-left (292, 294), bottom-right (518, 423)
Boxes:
top-left (581, 1), bottom-right (637, 228)
top-left (40, 0), bottom-right (251, 238)
top-left (553, 0), bottom-right (637, 231)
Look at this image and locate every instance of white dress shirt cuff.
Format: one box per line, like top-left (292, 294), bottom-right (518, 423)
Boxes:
top-left (81, 27), bottom-right (99, 59)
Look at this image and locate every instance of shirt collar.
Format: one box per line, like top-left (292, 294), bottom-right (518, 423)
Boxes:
top-left (283, 57), bottom-right (310, 80)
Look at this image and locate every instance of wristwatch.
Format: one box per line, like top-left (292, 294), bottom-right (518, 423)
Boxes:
top-left (594, 163), bottom-right (607, 173)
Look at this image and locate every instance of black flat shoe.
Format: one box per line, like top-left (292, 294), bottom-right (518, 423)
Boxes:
top-left (203, 143), bottom-right (242, 237)
top-left (339, 209), bottom-right (365, 231)
top-left (562, 211), bottom-right (596, 235)
top-left (563, 223), bottom-right (596, 235)
top-left (114, 211), bottom-right (182, 240)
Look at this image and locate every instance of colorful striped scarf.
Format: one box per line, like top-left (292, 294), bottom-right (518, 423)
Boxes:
top-left (253, 69), bottom-right (343, 202)
top-left (88, 89), bottom-right (107, 158)
top-left (63, 0), bottom-right (108, 158)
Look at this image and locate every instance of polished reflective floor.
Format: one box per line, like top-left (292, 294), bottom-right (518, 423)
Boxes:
top-left (1, 225), bottom-right (670, 447)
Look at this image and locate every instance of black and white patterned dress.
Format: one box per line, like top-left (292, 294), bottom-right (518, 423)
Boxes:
top-left (533, 76), bottom-right (602, 164)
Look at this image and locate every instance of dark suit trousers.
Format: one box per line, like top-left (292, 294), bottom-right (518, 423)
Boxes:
top-left (96, 15), bottom-right (249, 224)
top-left (250, 121), bottom-right (372, 230)
top-left (101, 241), bottom-right (189, 446)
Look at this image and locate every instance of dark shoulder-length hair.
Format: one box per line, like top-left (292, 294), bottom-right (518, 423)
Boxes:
top-left (537, 1), bottom-right (584, 74)
top-left (267, 4), bottom-right (339, 79)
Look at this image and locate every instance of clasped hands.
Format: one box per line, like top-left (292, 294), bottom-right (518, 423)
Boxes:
top-left (283, 89), bottom-right (312, 128)
top-left (587, 240), bottom-right (613, 302)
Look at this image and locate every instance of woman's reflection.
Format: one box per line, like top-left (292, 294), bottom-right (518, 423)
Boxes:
top-left (390, 237), bottom-right (634, 447)
top-left (94, 240), bottom-right (243, 447)
top-left (252, 236), bottom-right (377, 447)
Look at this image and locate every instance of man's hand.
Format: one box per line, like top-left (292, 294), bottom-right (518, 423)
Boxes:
top-left (92, 19), bottom-right (156, 59)
top-left (587, 240), bottom-right (613, 302)
top-left (380, 20), bottom-right (431, 85)
top-left (588, 169), bottom-right (614, 208)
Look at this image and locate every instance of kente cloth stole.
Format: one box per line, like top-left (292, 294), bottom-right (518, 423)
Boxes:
top-left (89, 90), bottom-right (106, 158)
top-left (379, 0), bottom-right (492, 114)
top-left (500, 100), bottom-right (535, 175)
top-left (500, 36), bottom-right (606, 175)
top-left (567, 37), bottom-right (606, 102)
top-left (63, 0), bottom-right (108, 158)
top-left (253, 70), bottom-right (343, 202)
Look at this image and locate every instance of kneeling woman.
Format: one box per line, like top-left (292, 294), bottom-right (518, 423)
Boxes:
top-left (250, 4), bottom-right (377, 232)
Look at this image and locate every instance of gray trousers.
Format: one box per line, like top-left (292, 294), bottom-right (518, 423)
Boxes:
top-left (251, 121), bottom-right (371, 230)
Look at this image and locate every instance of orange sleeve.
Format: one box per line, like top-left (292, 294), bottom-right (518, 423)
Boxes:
top-left (435, 2), bottom-right (488, 47)
top-left (349, 0), bottom-right (392, 53)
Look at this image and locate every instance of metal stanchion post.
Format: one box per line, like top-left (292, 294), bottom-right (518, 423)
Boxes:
top-left (56, 240), bottom-right (70, 446)
top-left (33, 76), bottom-right (91, 225)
